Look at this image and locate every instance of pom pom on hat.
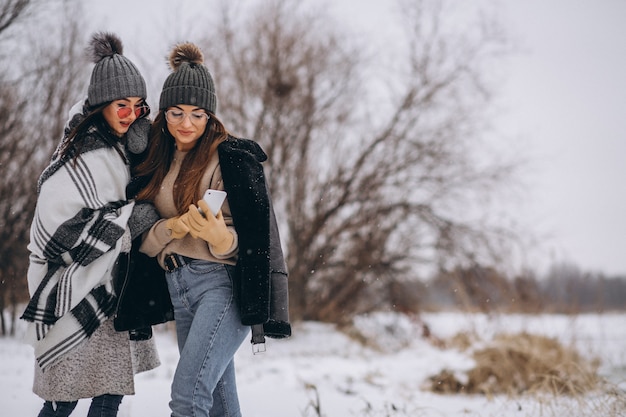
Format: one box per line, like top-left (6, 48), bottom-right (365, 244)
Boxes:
top-left (159, 42), bottom-right (217, 113)
top-left (89, 32), bottom-right (124, 62)
top-left (168, 42), bottom-right (204, 70)
top-left (87, 32), bottom-right (147, 107)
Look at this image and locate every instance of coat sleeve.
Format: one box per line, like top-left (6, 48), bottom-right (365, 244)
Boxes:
top-left (264, 186), bottom-right (291, 338)
top-left (218, 140), bottom-right (271, 325)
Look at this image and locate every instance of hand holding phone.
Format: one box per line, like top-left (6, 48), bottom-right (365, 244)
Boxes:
top-left (198, 189), bottom-right (227, 217)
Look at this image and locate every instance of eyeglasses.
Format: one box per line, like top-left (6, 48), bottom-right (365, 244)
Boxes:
top-left (117, 104), bottom-right (150, 119)
top-left (165, 109), bottom-right (210, 125)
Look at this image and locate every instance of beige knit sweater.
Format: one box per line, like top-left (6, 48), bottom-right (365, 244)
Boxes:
top-left (140, 149), bottom-right (238, 266)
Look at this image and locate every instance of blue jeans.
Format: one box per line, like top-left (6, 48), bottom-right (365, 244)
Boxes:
top-left (166, 260), bottom-right (249, 417)
top-left (37, 395), bottom-right (123, 417)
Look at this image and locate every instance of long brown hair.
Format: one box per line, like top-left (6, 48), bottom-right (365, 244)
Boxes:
top-left (134, 111), bottom-right (228, 214)
top-left (59, 102), bottom-right (125, 164)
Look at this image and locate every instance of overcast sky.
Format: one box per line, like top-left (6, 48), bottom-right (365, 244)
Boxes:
top-left (86, 0), bottom-right (626, 276)
top-left (491, 0), bottom-right (626, 276)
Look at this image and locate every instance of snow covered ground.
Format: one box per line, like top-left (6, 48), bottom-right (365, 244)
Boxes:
top-left (2, 312), bottom-right (625, 416)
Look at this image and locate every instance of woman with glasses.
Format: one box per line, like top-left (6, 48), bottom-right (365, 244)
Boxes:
top-left (132, 42), bottom-right (291, 417)
top-left (21, 32), bottom-right (162, 417)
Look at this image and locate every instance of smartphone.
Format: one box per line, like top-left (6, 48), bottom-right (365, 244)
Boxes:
top-left (198, 189), bottom-right (227, 217)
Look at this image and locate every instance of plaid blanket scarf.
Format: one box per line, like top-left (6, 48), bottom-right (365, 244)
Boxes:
top-left (21, 128), bottom-right (134, 370)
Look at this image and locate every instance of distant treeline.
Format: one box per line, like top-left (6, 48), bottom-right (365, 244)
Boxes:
top-left (385, 263), bottom-right (626, 314)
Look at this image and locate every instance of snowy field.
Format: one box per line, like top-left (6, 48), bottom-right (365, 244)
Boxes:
top-left (1, 312), bottom-right (625, 417)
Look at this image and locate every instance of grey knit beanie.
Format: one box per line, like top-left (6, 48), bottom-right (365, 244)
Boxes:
top-left (159, 42), bottom-right (217, 113)
top-left (87, 32), bottom-right (147, 107)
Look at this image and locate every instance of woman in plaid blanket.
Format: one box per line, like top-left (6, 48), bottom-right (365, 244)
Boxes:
top-left (21, 32), bottom-right (161, 417)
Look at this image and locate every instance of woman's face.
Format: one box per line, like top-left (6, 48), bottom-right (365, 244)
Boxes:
top-left (165, 104), bottom-right (210, 152)
top-left (102, 97), bottom-right (147, 137)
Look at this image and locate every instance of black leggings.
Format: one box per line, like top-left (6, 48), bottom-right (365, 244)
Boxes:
top-left (37, 394), bottom-right (123, 417)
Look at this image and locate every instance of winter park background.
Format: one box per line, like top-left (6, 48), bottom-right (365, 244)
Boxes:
top-left (2, 0), bottom-right (626, 416)
top-left (2, 312), bottom-right (625, 416)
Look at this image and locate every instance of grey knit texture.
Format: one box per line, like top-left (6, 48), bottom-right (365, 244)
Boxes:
top-left (33, 318), bottom-right (160, 401)
top-left (159, 62), bottom-right (217, 113)
top-left (128, 202), bottom-right (161, 240)
top-left (88, 54), bottom-right (147, 106)
top-left (126, 117), bottom-right (151, 154)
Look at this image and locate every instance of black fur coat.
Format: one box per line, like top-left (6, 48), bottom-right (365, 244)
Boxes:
top-left (218, 137), bottom-right (291, 338)
top-left (115, 137), bottom-right (291, 340)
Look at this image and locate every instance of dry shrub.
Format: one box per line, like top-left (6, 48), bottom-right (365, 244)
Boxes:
top-left (467, 333), bottom-right (600, 395)
top-left (445, 331), bottom-right (476, 351)
top-left (428, 332), bottom-right (601, 396)
top-left (342, 313), bottom-right (420, 352)
top-left (428, 369), bottom-right (467, 394)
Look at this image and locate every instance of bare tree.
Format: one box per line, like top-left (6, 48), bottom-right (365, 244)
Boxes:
top-left (511, 271), bottom-right (543, 313)
top-left (0, 0), bottom-right (87, 335)
top-left (0, 0), bottom-right (35, 336)
top-left (0, 0), bottom-right (30, 36)
top-left (199, 0), bottom-right (517, 322)
top-left (431, 265), bottom-right (499, 313)
top-left (538, 263), bottom-right (626, 313)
